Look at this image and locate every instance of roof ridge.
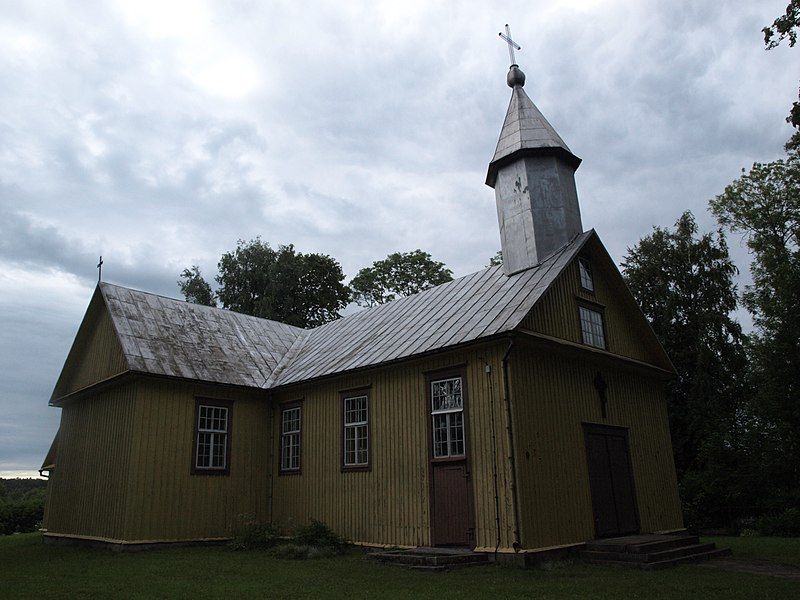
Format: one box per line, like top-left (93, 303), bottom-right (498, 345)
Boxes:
top-left (99, 282), bottom-right (305, 333)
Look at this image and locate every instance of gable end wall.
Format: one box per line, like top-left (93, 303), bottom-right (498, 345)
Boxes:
top-left (509, 344), bottom-right (683, 548)
top-left (52, 294), bottom-right (128, 400)
top-left (522, 245), bottom-right (670, 369)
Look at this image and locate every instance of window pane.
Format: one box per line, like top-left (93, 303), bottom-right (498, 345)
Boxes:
top-left (282, 407), bottom-right (300, 434)
top-left (431, 378), bottom-right (462, 412)
top-left (449, 412), bottom-right (465, 456)
top-left (433, 413), bottom-right (449, 458)
top-left (343, 422), bottom-right (369, 466)
top-left (344, 396), bottom-right (368, 425)
top-left (196, 405), bottom-right (229, 470)
top-left (579, 259), bottom-right (594, 291)
top-left (343, 395), bottom-right (369, 467)
top-left (197, 432), bottom-right (211, 468)
top-left (281, 405), bottom-right (301, 471)
top-left (580, 306), bottom-right (606, 348)
top-left (430, 377), bottom-right (465, 458)
top-left (281, 431), bottom-right (300, 471)
top-left (212, 433), bottom-right (226, 468)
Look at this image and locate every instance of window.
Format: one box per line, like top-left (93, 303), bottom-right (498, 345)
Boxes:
top-left (193, 401), bottom-right (231, 474)
top-left (579, 258), bottom-right (594, 292)
top-left (342, 392), bottom-right (369, 469)
top-left (280, 404), bottom-right (302, 473)
top-left (430, 376), bottom-right (465, 458)
top-left (579, 305), bottom-right (606, 349)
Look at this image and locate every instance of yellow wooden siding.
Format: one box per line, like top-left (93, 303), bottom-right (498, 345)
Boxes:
top-left (523, 242), bottom-right (669, 369)
top-left (43, 382), bottom-right (137, 540)
top-left (52, 298), bottom-right (127, 400)
top-left (509, 344), bottom-right (683, 549)
top-left (270, 343), bottom-right (518, 551)
top-left (121, 379), bottom-right (271, 541)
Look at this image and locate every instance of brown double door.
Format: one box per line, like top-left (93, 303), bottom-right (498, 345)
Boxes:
top-left (584, 423), bottom-right (640, 538)
top-left (427, 372), bottom-right (474, 547)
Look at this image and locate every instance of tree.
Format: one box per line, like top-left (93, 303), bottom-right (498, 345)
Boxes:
top-left (710, 143), bottom-right (800, 510)
top-left (763, 1), bottom-right (800, 146)
top-left (350, 250), bottom-right (453, 307)
top-left (488, 251), bottom-right (503, 267)
top-left (179, 238), bottom-right (350, 328)
top-left (178, 266), bottom-right (216, 306)
top-left (214, 238), bottom-right (350, 328)
top-left (622, 212), bottom-right (749, 526)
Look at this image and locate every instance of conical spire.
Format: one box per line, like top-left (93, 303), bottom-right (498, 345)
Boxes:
top-left (486, 67), bottom-right (581, 187)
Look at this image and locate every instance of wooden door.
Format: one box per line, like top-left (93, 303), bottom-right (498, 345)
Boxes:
top-left (427, 371), bottom-right (474, 547)
top-left (584, 424), bottom-right (639, 538)
top-left (432, 462), bottom-right (472, 546)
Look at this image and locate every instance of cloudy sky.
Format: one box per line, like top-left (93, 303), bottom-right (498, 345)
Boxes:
top-left (0, 0), bottom-right (795, 476)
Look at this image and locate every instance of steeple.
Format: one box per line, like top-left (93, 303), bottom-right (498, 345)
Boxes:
top-left (486, 61), bottom-right (583, 276)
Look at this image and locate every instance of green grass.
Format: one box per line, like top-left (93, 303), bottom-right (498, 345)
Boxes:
top-left (702, 535), bottom-right (800, 568)
top-left (2, 533), bottom-right (798, 599)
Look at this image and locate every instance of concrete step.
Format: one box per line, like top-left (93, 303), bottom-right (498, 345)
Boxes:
top-left (582, 542), bottom-right (718, 564)
top-left (641, 547), bottom-right (732, 570)
top-left (367, 550), bottom-right (489, 569)
top-left (586, 534), bottom-right (698, 555)
top-left (628, 535), bottom-right (701, 554)
top-left (584, 547), bottom-right (731, 570)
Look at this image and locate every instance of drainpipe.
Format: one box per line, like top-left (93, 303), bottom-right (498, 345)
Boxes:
top-left (502, 336), bottom-right (523, 551)
top-left (485, 361), bottom-right (502, 558)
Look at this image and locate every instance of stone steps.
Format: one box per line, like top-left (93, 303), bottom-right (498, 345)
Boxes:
top-left (581, 534), bottom-right (731, 569)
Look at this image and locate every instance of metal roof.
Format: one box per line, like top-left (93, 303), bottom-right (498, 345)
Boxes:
top-left (101, 283), bottom-right (304, 389)
top-left (98, 231), bottom-right (593, 391)
top-left (490, 85), bottom-right (573, 164)
top-left (486, 83), bottom-right (581, 187)
top-left (269, 232), bottom-right (591, 387)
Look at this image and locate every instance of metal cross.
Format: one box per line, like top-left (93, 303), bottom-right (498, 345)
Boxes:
top-left (499, 24), bottom-right (522, 66)
top-left (97, 256), bottom-right (103, 282)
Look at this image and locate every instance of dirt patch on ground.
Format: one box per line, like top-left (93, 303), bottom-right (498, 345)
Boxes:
top-left (701, 558), bottom-right (800, 581)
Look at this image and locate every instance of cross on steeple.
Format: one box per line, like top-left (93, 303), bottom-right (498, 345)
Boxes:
top-left (499, 24), bottom-right (521, 66)
top-left (97, 256), bottom-right (103, 283)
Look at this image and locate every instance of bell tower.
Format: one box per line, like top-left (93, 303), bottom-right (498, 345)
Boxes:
top-left (486, 58), bottom-right (583, 275)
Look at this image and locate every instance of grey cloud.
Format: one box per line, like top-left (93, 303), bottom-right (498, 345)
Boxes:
top-left (0, 0), bottom-right (793, 473)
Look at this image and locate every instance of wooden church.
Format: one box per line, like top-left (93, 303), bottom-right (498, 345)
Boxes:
top-left (40, 60), bottom-right (684, 554)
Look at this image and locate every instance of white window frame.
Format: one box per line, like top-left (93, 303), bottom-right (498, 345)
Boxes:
top-left (280, 405), bottom-right (302, 473)
top-left (342, 394), bottom-right (369, 468)
top-left (430, 376), bottom-right (465, 459)
top-left (579, 305), bottom-right (606, 349)
top-left (579, 257), bottom-right (594, 292)
top-left (195, 404), bottom-right (229, 471)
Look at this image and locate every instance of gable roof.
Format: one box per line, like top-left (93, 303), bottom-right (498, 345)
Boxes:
top-left (269, 231), bottom-right (593, 387)
top-left (100, 283), bottom-right (303, 389)
top-left (52, 230), bottom-right (597, 401)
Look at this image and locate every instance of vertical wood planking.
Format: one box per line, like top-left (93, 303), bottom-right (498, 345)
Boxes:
top-left (45, 378), bottom-right (271, 542)
top-left (509, 345), bottom-right (683, 549)
top-left (270, 343), bottom-right (517, 550)
top-left (522, 241), bottom-right (670, 370)
top-left (43, 382), bottom-right (137, 540)
top-left (122, 379), bottom-right (271, 541)
top-left (54, 305), bottom-right (127, 399)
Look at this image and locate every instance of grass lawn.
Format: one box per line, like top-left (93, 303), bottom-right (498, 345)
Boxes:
top-left (2, 534), bottom-right (799, 599)
top-left (702, 535), bottom-right (800, 568)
